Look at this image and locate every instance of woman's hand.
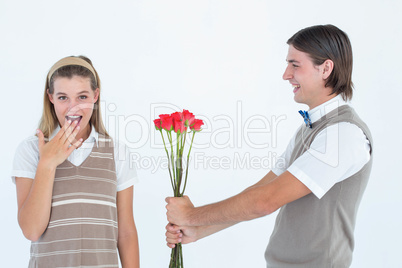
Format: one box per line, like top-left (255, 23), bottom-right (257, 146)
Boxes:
top-left (37, 120), bottom-right (83, 168)
top-left (16, 121), bottom-right (84, 241)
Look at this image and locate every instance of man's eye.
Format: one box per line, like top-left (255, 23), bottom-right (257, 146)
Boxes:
top-left (293, 64), bottom-right (299, 68)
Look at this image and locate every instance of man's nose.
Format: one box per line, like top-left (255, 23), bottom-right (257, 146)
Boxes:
top-left (282, 65), bottom-right (293, 80)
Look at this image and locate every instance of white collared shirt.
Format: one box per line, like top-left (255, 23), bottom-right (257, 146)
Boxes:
top-left (272, 95), bottom-right (371, 199)
top-left (11, 126), bottom-right (138, 191)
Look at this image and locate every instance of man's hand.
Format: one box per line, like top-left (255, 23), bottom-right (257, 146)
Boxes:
top-left (165, 195), bottom-right (195, 226)
top-left (165, 223), bottom-right (199, 248)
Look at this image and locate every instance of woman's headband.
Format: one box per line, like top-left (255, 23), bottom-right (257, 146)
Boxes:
top-left (47, 56), bottom-right (97, 84)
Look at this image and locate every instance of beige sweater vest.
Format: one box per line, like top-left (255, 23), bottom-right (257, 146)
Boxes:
top-left (265, 105), bottom-right (373, 268)
top-left (29, 135), bottom-right (119, 268)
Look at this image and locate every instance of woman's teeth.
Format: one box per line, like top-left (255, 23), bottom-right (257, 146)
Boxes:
top-left (66, 115), bottom-right (82, 122)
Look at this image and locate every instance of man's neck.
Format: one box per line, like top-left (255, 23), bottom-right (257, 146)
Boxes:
top-left (308, 93), bottom-right (338, 110)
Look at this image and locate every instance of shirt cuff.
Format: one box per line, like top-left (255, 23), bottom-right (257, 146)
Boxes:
top-left (116, 177), bottom-right (138, 192)
top-left (11, 170), bottom-right (36, 184)
top-left (287, 165), bottom-right (326, 199)
top-left (272, 167), bottom-right (285, 177)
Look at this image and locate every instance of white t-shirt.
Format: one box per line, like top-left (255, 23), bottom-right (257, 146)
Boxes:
top-left (272, 95), bottom-right (371, 199)
top-left (11, 126), bottom-right (138, 192)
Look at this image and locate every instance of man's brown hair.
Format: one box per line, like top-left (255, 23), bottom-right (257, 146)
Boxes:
top-left (287, 25), bottom-right (354, 101)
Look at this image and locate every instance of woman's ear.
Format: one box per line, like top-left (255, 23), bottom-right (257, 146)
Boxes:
top-left (93, 88), bottom-right (100, 103)
top-left (322, 59), bottom-right (334, 80)
top-left (47, 89), bottom-right (55, 104)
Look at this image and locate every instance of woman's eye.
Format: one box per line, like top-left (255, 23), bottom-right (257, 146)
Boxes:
top-left (79, 95), bottom-right (88, 100)
top-left (58, 96), bottom-right (67, 100)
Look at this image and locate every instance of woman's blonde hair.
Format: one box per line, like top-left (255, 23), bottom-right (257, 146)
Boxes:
top-left (38, 55), bottom-right (109, 138)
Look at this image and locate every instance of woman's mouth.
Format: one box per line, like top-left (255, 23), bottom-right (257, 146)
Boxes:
top-left (65, 115), bottom-right (82, 125)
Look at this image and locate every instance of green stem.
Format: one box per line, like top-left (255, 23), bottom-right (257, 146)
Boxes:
top-left (181, 244), bottom-right (183, 268)
top-left (177, 130), bottom-right (186, 196)
top-left (160, 130), bottom-right (174, 191)
top-left (181, 131), bottom-right (195, 196)
top-left (167, 131), bottom-right (176, 194)
top-left (181, 129), bottom-right (187, 152)
top-left (166, 132), bottom-right (185, 267)
top-left (168, 243), bottom-right (183, 268)
top-left (175, 132), bottom-right (181, 197)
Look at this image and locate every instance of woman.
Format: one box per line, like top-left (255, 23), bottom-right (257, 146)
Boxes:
top-left (12, 56), bottom-right (140, 267)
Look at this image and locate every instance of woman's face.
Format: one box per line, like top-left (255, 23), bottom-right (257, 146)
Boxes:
top-left (48, 75), bottom-right (99, 141)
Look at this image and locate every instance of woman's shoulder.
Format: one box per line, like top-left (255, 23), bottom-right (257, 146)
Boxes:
top-left (113, 138), bottom-right (129, 149)
top-left (17, 135), bottom-right (39, 151)
top-left (14, 135), bottom-right (40, 160)
top-left (12, 135), bottom-right (40, 181)
top-left (101, 133), bottom-right (128, 150)
top-left (96, 132), bottom-right (132, 161)
top-left (106, 136), bottom-right (132, 162)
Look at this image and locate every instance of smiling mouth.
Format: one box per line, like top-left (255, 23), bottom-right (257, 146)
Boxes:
top-left (293, 85), bottom-right (301, 93)
top-left (65, 115), bottom-right (82, 125)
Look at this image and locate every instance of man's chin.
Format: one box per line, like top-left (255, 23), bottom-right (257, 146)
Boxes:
top-left (293, 96), bottom-right (304, 104)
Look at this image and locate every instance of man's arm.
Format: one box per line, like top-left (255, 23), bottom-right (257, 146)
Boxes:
top-left (166, 171), bottom-right (311, 226)
top-left (165, 222), bottom-right (235, 248)
top-left (165, 170), bottom-right (279, 246)
top-left (244, 170), bottom-right (278, 190)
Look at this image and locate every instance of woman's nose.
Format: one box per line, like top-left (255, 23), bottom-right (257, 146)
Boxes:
top-left (68, 101), bottom-right (81, 114)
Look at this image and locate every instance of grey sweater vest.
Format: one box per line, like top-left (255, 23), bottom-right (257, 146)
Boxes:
top-left (265, 105), bottom-right (373, 268)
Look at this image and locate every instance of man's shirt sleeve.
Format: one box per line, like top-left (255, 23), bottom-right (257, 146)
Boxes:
top-left (287, 122), bottom-right (371, 199)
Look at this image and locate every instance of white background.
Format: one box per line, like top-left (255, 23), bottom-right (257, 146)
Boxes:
top-left (1, 0), bottom-right (401, 267)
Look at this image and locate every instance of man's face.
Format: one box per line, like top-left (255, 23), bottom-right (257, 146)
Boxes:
top-left (283, 45), bottom-right (331, 110)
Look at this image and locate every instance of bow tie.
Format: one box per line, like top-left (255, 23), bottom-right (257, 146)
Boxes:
top-left (299, 110), bottom-right (312, 128)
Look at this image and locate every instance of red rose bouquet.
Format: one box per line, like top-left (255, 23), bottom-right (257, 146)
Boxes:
top-left (154, 109), bottom-right (204, 268)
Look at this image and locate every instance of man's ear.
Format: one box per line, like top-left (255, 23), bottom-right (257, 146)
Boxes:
top-left (322, 59), bottom-right (334, 80)
top-left (47, 89), bottom-right (54, 104)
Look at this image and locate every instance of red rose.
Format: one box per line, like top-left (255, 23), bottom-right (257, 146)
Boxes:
top-left (153, 118), bottom-right (162, 130)
top-left (190, 119), bottom-right (203, 131)
top-left (171, 112), bottom-right (185, 133)
top-left (174, 120), bottom-right (185, 133)
top-left (153, 109), bottom-right (202, 266)
top-left (160, 114), bottom-right (173, 131)
top-left (171, 112), bottom-right (182, 122)
top-left (182, 109), bottom-right (195, 127)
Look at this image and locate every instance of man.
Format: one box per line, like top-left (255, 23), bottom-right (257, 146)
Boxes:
top-left (165, 24), bottom-right (373, 267)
